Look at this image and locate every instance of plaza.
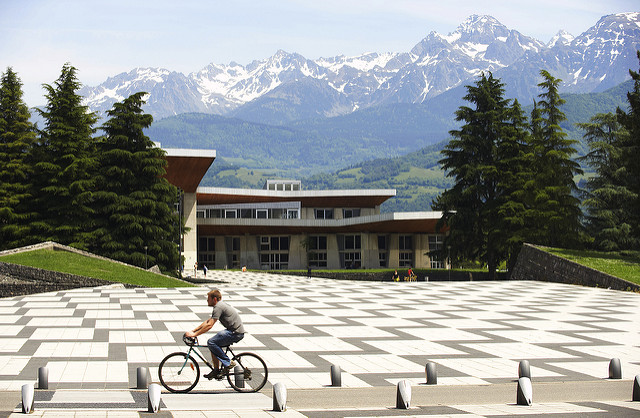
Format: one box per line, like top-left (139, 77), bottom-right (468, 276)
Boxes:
top-left (1, 271), bottom-right (639, 416)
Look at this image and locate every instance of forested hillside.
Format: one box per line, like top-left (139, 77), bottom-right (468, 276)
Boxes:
top-left (147, 79), bottom-right (633, 212)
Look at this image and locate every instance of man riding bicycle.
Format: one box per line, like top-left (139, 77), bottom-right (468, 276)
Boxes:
top-left (185, 289), bottom-right (245, 379)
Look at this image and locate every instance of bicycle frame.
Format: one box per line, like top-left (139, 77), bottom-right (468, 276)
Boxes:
top-left (179, 343), bottom-right (236, 374)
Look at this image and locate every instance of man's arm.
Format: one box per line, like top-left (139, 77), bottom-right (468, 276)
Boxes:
top-left (185, 318), bottom-right (217, 338)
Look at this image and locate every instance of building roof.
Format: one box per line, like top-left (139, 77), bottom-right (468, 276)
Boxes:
top-left (163, 148), bottom-right (216, 193)
top-left (197, 187), bottom-right (396, 208)
top-left (197, 211), bottom-right (446, 235)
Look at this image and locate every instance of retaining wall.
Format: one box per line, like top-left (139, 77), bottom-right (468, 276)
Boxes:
top-left (510, 243), bottom-right (640, 292)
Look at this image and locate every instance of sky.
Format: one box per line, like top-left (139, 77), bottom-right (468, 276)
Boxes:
top-left (1, 0), bottom-right (638, 107)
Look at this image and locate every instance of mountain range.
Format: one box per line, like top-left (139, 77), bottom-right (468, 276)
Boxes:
top-left (80, 12), bottom-right (640, 125)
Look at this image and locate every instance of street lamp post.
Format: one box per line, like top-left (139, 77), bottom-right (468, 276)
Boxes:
top-left (447, 245), bottom-right (451, 281)
top-left (144, 246), bottom-right (148, 269)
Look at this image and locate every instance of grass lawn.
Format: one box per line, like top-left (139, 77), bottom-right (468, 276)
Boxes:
top-left (0, 249), bottom-right (193, 288)
top-left (545, 247), bottom-right (640, 285)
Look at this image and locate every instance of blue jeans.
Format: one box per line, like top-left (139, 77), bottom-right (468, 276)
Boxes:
top-left (207, 329), bottom-right (244, 367)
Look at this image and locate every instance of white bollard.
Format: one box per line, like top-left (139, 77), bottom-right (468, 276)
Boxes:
top-left (518, 360), bottom-right (531, 379)
top-left (147, 383), bottom-right (162, 413)
top-left (137, 366), bottom-right (150, 389)
top-left (21, 383), bottom-right (35, 414)
top-left (330, 364), bottom-right (342, 387)
top-left (609, 358), bottom-right (622, 379)
top-left (38, 366), bottom-right (48, 390)
top-left (425, 362), bottom-right (437, 385)
top-left (516, 376), bottom-right (533, 406)
top-left (273, 382), bottom-right (287, 412)
top-left (396, 380), bottom-right (411, 409)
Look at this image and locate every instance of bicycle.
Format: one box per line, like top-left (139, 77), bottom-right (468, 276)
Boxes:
top-left (158, 334), bottom-right (268, 393)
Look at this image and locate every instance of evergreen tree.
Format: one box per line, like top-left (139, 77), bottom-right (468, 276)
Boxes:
top-left (616, 51), bottom-right (640, 248)
top-left (434, 73), bottom-right (526, 278)
top-left (31, 63), bottom-right (98, 248)
top-left (93, 92), bottom-right (180, 272)
top-left (496, 99), bottom-right (535, 271)
top-left (578, 113), bottom-right (636, 250)
top-left (528, 70), bottom-right (583, 247)
top-left (0, 68), bottom-right (36, 250)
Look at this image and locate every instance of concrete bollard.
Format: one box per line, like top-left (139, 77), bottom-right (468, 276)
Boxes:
top-left (518, 360), bottom-right (531, 379)
top-left (330, 364), bottom-right (342, 387)
top-left (234, 365), bottom-right (245, 389)
top-left (425, 362), bottom-right (437, 385)
top-left (396, 380), bottom-right (411, 409)
top-left (38, 366), bottom-right (48, 390)
top-left (21, 383), bottom-right (35, 414)
top-left (609, 358), bottom-right (622, 379)
top-left (137, 366), bottom-right (150, 389)
top-left (633, 375), bottom-right (640, 401)
top-left (147, 383), bottom-right (161, 413)
top-left (273, 382), bottom-right (287, 412)
top-left (516, 376), bottom-right (533, 406)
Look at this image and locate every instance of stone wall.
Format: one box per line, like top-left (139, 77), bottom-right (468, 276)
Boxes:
top-left (511, 243), bottom-right (640, 292)
top-left (0, 261), bottom-right (118, 298)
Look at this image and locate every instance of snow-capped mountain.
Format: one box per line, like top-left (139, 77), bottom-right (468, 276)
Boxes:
top-left (80, 12), bottom-right (640, 123)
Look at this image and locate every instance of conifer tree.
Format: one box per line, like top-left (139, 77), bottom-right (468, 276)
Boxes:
top-left (435, 73), bottom-right (527, 277)
top-left (31, 63), bottom-right (98, 248)
top-left (527, 70), bottom-right (583, 247)
top-left (0, 68), bottom-right (36, 250)
top-left (578, 113), bottom-right (636, 250)
top-left (616, 51), bottom-right (640, 248)
top-left (93, 92), bottom-right (180, 272)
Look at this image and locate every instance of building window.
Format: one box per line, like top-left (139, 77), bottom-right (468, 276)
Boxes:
top-left (399, 235), bottom-right (413, 267)
top-left (429, 235), bottom-right (445, 269)
top-left (378, 235), bottom-right (388, 267)
top-left (315, 209), bottom-right (334, 219)
top-left (225, 237), bottom-right (241, 268)
top-left (339, 234), bottom-right (361, 268)
top-left (225, 209), bottom-right (237, 218)
top-left (287, 209), bottom-right (299, 219)
top-left (308, 236), bottom-right (327, 268)
top-left (260, 236), bottom-right (289, 270)
top-left (198, 237), bottom-right (215, 268)
top-left (343, 208), bottom-right (361, 218)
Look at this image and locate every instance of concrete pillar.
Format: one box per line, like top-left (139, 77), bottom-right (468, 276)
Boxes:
top-left (38, 367), bottom-right (48, 390)
top-left (518, 360), bottom-right (531, 379)
top-left (137, 367), bottom-right (150, 389)
top-left (396, 380), bottom-right (411, 409)
top-left (21, 383), bottom-right (34, 414)
top-left (330, 364), bottom-right (341, 387)
top-left (609, 358), bottom-right (622, 379)
top-left (147, 383), bottom-right (161, 413)
top-left (517, 377), bottom-right (532, 406)
top-left (182, 192), bottom-right (198, 271)
top-left (425, 362), bottom-right (437, 385)
top-left (273, 382), bottom-right (287, 412)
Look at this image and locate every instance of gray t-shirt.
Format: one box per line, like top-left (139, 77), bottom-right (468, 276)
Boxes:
top-left (211, 301), bottom-right (245, 334)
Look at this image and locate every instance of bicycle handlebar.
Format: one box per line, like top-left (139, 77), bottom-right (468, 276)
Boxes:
top-left (183, 334), bottom-right (197, 346)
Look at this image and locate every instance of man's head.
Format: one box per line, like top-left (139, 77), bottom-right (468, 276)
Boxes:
top-left (207, 289), bottom-right (222, 306)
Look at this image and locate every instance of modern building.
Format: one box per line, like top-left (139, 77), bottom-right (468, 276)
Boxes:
top-left (164, 147), bottom-right (448, 272)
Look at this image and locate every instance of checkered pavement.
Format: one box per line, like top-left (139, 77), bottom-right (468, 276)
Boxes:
top-left (1, 272), bottom-right (640, 416)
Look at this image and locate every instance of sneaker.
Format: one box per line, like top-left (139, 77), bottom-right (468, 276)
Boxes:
top-left (204, 369), bottom-right (220, 380)
top-left (222, 360), bottom-right (237, 374)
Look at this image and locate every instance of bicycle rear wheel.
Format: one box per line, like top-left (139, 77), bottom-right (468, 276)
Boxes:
top-left (158, 352), bottom-right (200, 393)
top-left (227, 352), bottom-right (268, 393)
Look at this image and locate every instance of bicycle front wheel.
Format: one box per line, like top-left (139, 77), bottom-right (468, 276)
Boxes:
top-left (227, 352), bottom-right (268, 393)
top-left (158, 352), bottom-right (200, 393)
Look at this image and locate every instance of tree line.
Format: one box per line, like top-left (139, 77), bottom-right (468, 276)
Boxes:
top-left (0, 64), bottom-right (180, 272)
top-left (435, 53), bottom-right (640, 278)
